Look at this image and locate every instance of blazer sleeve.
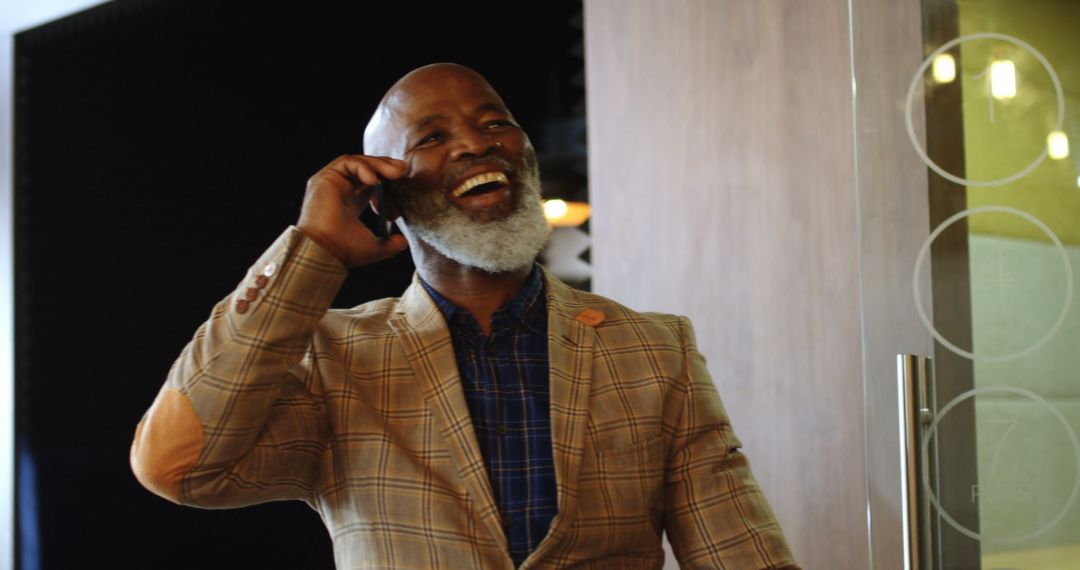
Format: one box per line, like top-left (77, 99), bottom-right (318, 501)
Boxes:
top-left (130, 226), bottom-right (347, 508)
top-left (664, 317), bottom-right (800, 569)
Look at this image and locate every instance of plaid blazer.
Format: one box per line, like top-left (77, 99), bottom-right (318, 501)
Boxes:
top-left (131, 227), bottom-right (798, 569)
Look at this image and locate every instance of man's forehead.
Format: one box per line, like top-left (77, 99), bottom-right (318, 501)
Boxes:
top-left (386, 73), bottom-right (507, 122)
top-left (364, 64), bottom-right (509, 154)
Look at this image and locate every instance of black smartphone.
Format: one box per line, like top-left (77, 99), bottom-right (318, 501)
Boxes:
top-left (373, 176), bottom-right (392, 240)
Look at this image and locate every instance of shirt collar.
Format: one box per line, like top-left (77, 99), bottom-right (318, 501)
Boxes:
top-left (420, 264), bottom-right (547, 335)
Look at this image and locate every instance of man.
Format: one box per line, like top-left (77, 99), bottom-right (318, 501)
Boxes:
top-left (131, 63), bottom-right (798, 569)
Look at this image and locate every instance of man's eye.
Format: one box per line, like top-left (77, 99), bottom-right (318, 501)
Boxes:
top-left (418, 133), bottom-right (443, 145)
top-left (485, 120), bottom-right (515, 129)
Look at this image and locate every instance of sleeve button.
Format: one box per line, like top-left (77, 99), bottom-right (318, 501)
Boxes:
top-left (235, 299), bottom-right (250, 314)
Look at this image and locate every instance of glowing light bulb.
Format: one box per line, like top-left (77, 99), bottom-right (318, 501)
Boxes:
top-left (542, 199), bottom-right (591, 227)
top-left (990, 60), bottom-right (1017, 99)
top-left (932, 54), bottom-right (956, 83)
top-left (544, 199), bottom-right (568, 221)
top-left (1048, 131), bottom-right (1069, 160)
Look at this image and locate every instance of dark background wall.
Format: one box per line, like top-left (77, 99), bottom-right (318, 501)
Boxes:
top-left (13, 1), bottom-right (584, 568)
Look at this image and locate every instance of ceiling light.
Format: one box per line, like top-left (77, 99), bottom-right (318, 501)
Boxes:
top-left (990, 60), bottom-right (1017, 99)
top-left (543, 199), bottom-right (591, 227)
top-left (932, 54), bottom-right (956, 83)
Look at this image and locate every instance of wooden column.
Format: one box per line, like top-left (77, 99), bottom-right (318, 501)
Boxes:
top-left (585, 1), bottom-right (869, 568)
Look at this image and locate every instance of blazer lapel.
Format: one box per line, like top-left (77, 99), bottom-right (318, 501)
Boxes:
top-left (531, 270), bottom-right (596, 556)
top-left (387, 276), bottom-right (507, 552)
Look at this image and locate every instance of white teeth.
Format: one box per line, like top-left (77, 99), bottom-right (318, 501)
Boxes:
top-left (451, 172), bottom-right (509, 198)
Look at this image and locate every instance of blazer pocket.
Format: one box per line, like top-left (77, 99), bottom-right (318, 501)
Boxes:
top-left (594, 434), bottom-right (666, 513)
top-left (577, 434), bottom-right (666, 550)
top-left (595, 433), bottom-right (665, 464)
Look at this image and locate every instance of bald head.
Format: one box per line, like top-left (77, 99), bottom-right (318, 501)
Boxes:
top-left (363, 63), bottom-right (511, 157)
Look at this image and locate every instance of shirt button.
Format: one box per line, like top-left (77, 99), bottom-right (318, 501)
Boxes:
top-left (254, 274), bottom-right (269, 288)
top-left (243, 287), bottom-right (259, 302)
top-left (496, 424), bottom-right (509, 436)
top-left (235, 299), bottom-right (250, 314)
top-left (263, 261), bottom-right (278, 277)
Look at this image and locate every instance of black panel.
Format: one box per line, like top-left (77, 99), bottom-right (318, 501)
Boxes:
top-left (14, 1), bottom-right (583, 568)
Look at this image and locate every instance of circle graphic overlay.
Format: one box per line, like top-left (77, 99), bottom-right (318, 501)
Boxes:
top-left (905, 33), bottom-right (1065, 187)
top-left (921, 386), bottom-right (1080, 542)
top-left (913, 205), bottom-right (1074, 362)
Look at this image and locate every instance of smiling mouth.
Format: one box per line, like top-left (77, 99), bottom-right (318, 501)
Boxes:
top-left (450, 172), bottom-right (509, 198)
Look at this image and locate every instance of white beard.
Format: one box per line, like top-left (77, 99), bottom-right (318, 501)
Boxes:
top-left (397, 171), bottom-right (552, 274)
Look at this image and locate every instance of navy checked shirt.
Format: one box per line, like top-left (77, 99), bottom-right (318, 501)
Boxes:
top-left (420, 265), bottom-right (557, 567)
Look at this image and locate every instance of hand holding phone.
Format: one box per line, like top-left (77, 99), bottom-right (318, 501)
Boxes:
top-left (297, 154), bottom-right (408, 267)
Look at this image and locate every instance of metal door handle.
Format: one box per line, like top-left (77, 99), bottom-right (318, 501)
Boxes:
top-left (898, 353), bottom-right (932, 570)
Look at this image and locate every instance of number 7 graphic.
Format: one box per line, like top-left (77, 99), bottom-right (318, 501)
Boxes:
top-left (986, 419), bottom-right (1018, 479)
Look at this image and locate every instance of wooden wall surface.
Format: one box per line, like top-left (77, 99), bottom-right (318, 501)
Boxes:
top-left (585, 1), bottom-right (871, 568)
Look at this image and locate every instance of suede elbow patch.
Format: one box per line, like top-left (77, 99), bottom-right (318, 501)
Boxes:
top-left (130, 388), bottom-right (204, 503)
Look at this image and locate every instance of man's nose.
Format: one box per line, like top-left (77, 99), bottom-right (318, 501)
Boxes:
top-left (450, 128), bottom-right (500, 161)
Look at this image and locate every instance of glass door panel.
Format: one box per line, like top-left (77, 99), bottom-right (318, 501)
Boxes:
top-left (853, 0), bottom-right (1080, 568)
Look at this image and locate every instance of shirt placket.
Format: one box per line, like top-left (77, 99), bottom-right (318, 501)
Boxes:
top-left (488, 314), bottom-right (518, 552)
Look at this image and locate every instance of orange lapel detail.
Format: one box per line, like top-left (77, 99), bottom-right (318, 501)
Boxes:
top-left (574, 308), bottom-right (605, 327)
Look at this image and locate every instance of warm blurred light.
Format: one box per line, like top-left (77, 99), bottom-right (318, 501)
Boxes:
top-left (543, 199), bottom-right (591, 227)
top-left (544, 199), bottom-right (567, 220)
top-left (932, 54), bottom-right (956, 83)
top-left (1075, 174), bottom-right (1080, 189)
top-left (1047, 131), bottom-right (1069, 160)
top-left (990, 60), bottom-right (1017, 99)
